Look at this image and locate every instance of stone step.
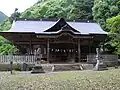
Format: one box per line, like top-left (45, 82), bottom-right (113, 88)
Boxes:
top-left (81, 64), bottom-right (94, 70)
top-left (54, 65), bottom-right (81, 71)
top-left (31, 63), bottom-right (94, 73)
top-left (31, 65), bottom-right (45, 73)
top-left (94, 64), bottom-right (108, 71)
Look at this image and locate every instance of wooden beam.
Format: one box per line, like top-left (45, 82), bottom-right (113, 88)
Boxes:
top-left (36, 35), bottom-right (92, 39)
top-left (52, 41), bottom-right (76, 44)
top-left (14, 41), bottom-right (46, 45)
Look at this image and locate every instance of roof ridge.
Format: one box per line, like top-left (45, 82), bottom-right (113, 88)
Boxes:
top-left (15, 18), bottom-right (96, 23)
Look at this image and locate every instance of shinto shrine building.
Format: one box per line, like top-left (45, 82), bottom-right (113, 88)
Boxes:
top-left (0, 18), bottom-right (107, 63)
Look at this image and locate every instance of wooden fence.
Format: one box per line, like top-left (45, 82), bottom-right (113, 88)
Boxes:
top-left (0, 55), bottom-right (36, 64)
top-left (87, 54), bottom-right (118, 65)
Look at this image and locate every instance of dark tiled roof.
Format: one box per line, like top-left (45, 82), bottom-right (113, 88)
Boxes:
top-left (6, 18), bottom-right (107, 35)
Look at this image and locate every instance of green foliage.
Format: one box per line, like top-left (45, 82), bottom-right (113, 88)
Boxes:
top-left (0, 18), bottom-right (12, 31)
top-left (73, 0), bottom-right (93, 19)
top-left (21, 0), bottom-right (94, 20)
top-left (0, 43), bottom-right (18, 55)
top-left (0, 36), bottom-right (18, 55)
top-left (93, 0), bottom-right (120, 54)
top-left (92, 0), bottom-right (120, 28)
top-left (0, 36), bottom-right (10, 45)
top-left (0, 19), bottom-right (16, 55)
top-left (106, 15), bottom-right (120, 54)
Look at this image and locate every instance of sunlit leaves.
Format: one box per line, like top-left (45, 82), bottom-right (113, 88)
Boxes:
top-left (106, 15), bottom-right (120, 54)
top-left (0, 19), bottom-right (12, 31)
top-left (92, 0), bottom-right (120, 25)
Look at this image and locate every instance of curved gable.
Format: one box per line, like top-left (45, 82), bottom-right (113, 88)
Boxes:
top-left (44, 18), bottom-right (79, 33)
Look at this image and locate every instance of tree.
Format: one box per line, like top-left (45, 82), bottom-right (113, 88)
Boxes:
top-left (21, 0), bottom-right (94, 20)
top-left (72, 0), bottom-right (93, 19)
top-left (0, 18), bottom-right (12, 31)
top-left (106, 15), bottom-right (120, 54)
top-left (0, 44), bottom-right (18, 55)
top-left (92, 0), bottom-right (120, 29)
top-left (0, 36), bottom-right (19, 55)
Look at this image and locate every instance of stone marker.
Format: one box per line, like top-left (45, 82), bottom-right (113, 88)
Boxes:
top-left (94, 48), bottom-right (108, 71)
top-left (31, 48), bottom-right (45, 73)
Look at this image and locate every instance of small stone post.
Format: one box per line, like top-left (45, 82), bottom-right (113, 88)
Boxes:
top-left (9, 52), bottom-right (13, 74)
top-left (10, 61), bottom-right (13, 74)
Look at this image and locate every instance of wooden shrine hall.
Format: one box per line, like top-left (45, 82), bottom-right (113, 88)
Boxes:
top-left (0, 18), bottom-right (107, 63)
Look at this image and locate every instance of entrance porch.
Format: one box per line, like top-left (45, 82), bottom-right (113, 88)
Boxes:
top-left (33, 34), bottom-right (93, 64)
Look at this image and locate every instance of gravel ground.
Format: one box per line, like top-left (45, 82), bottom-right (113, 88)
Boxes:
top-left (0, 69), bottom-right (120, 90)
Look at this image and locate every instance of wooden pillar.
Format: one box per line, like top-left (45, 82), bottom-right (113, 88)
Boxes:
top-left (29, 35), bottom-right (32, 54)
top-left (78, 39), bottom-right (81, 62)
top-left (73, 44), bottom-right (76, 63)
top-left (41, 45), bottom-right (44, 54)
top-left (29, 41), bottom-right (32, 54)
top-left (73, 49), bottom-right (75, 63)
top-left (47, 39), bottom-right (50, 62)
top-left (103, 39), bottom-right (105, 52)
top-left (89, 39), bottom-right (91, 54)
top-left (44, 47), bottom-right (46, 54)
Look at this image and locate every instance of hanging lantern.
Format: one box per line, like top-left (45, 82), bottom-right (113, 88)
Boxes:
top-left (55, 49), bottom-right (57, 52)
top-left (56, 49), bottom-right (59, 52)
top-left (51, 49), bottom-right (54, 52)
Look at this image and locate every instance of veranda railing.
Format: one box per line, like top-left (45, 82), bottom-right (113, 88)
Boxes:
top-left (0, 55), bottom-right (36, 64)
top-left (0, 54), bottom-right (118, 64)
top-left (87, 54), bottom-right (118, 64)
